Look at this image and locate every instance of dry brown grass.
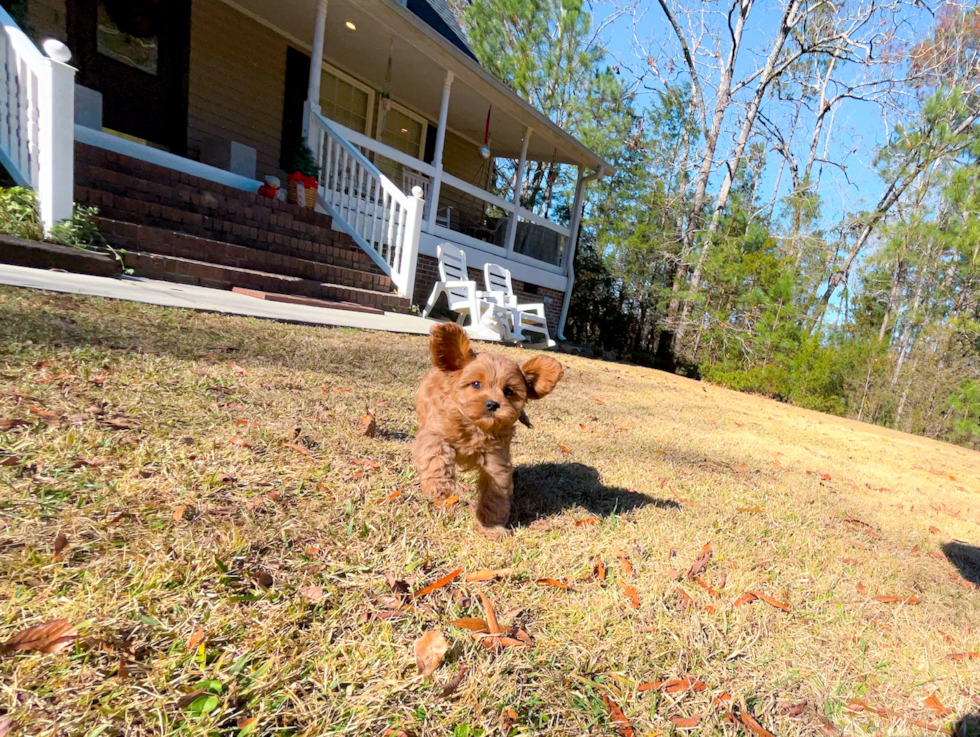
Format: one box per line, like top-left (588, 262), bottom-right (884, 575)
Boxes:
top-left (1, 285), bottom-right (978, 737)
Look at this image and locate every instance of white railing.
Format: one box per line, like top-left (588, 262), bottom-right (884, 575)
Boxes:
top-left (0, 8), bottom-right (76, 232)
top-left (307, 110), bottom-right (423, 302)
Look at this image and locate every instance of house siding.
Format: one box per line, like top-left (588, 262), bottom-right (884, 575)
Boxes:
top-left (186, 0), bottom-right (288, 179)
top-left (26, 0), bottom-right (66, 42)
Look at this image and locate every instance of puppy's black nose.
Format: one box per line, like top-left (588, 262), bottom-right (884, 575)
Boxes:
top-left (485, 400), bottom-right (500, 412)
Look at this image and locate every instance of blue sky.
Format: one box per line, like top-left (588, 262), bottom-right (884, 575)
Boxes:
top-left (588, 0), bottom-right (940, 230)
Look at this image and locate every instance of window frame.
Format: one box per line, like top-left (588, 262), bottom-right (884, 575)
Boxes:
top-left (319, 59), bottom-right (375, 136)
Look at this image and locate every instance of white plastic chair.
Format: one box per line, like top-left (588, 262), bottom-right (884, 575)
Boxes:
top-left (422, 243), bottom-right (508, 340)
top-left (483, 262), bottom-right (555, 347)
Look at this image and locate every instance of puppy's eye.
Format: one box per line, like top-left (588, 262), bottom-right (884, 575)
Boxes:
top-left (470, 381), bottom-right (482, 390)
top-left (503, 387), bottom-right (514, 397)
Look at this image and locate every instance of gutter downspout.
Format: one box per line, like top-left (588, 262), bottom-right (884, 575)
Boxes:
top-left (557, 165), bottom-right (604, 342)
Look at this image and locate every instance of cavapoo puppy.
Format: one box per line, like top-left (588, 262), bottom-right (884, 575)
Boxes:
top-left (414, 322), bottom-right (564, 539)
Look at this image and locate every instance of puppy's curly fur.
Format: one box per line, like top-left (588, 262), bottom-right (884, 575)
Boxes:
top-left (414, 323), bottom-right (564, 538)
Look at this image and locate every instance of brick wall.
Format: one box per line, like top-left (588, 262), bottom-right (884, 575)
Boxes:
top-left (413, 253), bottom-right (564, 334)
top-left (187, 0), bottom-right (289, 179)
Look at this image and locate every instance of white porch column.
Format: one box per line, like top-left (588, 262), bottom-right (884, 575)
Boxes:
top-left (425, 69), bottom-right (454, 232)
top-left (504, 126), bottom-right (531, 257)
top-left (37, 51), bottom-right (76, 233)
top-left (303, 0), bottom-right (329, 134)
top-left (557, 165), bottom-right (603, 341)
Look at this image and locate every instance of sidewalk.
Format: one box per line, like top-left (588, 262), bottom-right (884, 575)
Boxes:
top-left (0, 263), bottom-right (439, 335)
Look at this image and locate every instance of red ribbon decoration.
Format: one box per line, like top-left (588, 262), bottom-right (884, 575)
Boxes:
top-left (287, 172), bottom-right (319, 189)
top-left (484, 106), bottom-right (492, 145)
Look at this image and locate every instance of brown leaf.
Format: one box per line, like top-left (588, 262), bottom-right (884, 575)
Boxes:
top-left (102, 416), bottom-right (139, 430)
top-left (856, 581), bottom-right (868, 595)
top-left (358, 408), bottom-right (377, 438)
top-left (172, 505), bottom-right (186, 522)
top-left (686, 543), bottom-right (712, 578)
top-left (535, 578), bottom-right (572, 590)
top-left (187, 629), bottom-right (205, 650)
top-left (255, 571), bottom-right (273, 589)
top-left (925, 692), bottom-right (952, 718)
top-left (638, 678), bottom-right (707, 694)
top-left (740, 711), bottom-right (776, 737)
top-left (602, 695), bottom-right (635, 737)
top-left (2, 618), bottom-right (78, 654)
top-left (777, 701), bottom-right (808, 717)
top-left (414, 629), bottom-right (449, 678)
top-left (440, 663), bottom-right (468, 698)
top-left (614, 548), bottom-right (633, 574)
top-left (840, 558), bottom-right (861, 565)
top-left (675, 588), bottom-right (696, 609)
top-left (948, 652), bottom-right (980, 660)
top-left (464, 568), bottom-right (513, 582)
top-left (669, 715), bottom-right (702, 729)
top-left (412, 568), bottom-right (462, 599)
top-left (283, 442), bottom-right (312, 457)
top-left (620, 581), bottom-right (640, 610)
top-left (594, 557), bottom-right (607, 582)
top-left (381, 489), bottom-right (403, 503)
top-left (575, 517), bottom-right (598, 526)
top-left (557, 444), bottom-right (571, 454)
top-left (230, 436), bottom-right (250, 447)
top-left (0, 419), bottom-right (29, 431)
top-left (501, 708), bottom-right (519, 733)
top-left (871, 595), bottom-right (922, 604)
top-left (300, 586), bottom-right (324, 602)
top-left (734, 591), bottom-right (758, 607)
top-left (748, 590), bottom-right (791, 612)
top-left (452, 617), bottom-right (490, 633)
top-left (227, 360), bottom-right (248, 376)
top-left (910, 719), bottom-right (952, 736)
top-left (479, 593), bottom-right (503, 635)
top-left (237, 717), bottom-right (257, 732)
top-left (53, 532), bottom-right (68, 557)
top-left (929, 525), bottom-right (940, 534)
top-left (694, 576), bottom-right (720, 598)
top-left (29, 406), bottom-right (60, 424)
top-left (434, 495), bottom-right (459, 508)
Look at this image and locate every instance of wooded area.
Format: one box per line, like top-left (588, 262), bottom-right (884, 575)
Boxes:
top-left (459, 0), bottom-right (980, 449)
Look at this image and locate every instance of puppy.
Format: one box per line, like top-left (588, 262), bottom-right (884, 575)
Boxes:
top-left (414, 322), bottom-right (564, 539)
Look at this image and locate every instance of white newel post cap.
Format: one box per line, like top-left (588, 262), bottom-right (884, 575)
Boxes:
top-left (42, 39), bottom-right (72, 63)
top-left (411, 186), bottom-right (424, 199)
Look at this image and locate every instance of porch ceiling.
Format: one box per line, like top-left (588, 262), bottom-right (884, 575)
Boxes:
top-left (227, 0), bottom-right (613, 171)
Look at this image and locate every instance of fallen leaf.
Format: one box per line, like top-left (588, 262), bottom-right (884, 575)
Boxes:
top-left (0, 419), bottom-right (28, 431)
top-left (778, 702), bottom-right (808, 717)
top-left (575, 517), bottom-right (598, 526)
top-left (464, 568), bottom-right (513, 582)
top-left (594, 557), bottom-right (606, 582)
top-left (413, 568), bottom-right (462, 599)
top-left (871, 595), bottom-right (922, 604)
top-left (602, 695), bottom-right (635, 737)
top-left (300, 586), bottom-right (324, 602)
top-left (536, 578), bottom-right (572, 590)
top-left (740, 710), bottom-right (777, 737)
top-left (255, 571), bottom-right (274, 589)
top-left (557, 444), bottom-right (571, 454)
top-left (479, 593), bottom-right (503, 635)
top-left (840, 558), bottom-right (861, 565)
top-left (229, 436), bottom-right (250, 447)
top-left (686, 543), bottom-right (712, 578)
top-left (29, 406), bottom-right (60, 423)
top-left (694, 576), bottom-right (720, 598)
top-left (2, 618), bottom-right (78, 654)
top-left (440, 663), bottom-right (468, 698)
top-left (358, 408), bottom-right (377, 438)
top-left (929, 526), bottom-right (940, 534)
top-left (638, 678), bottom-right (707, 694)
top-left (614, 548), bottom-right (633, 574)
top-left (948, 652), bottom-right (980, 660)
top-left (283, 442), bottom-right (312, 457)
top-left (620, 581), bottom-right (640, 610)
top-left (414, 630), bottom-right (449, 678)
top-left (434, 495), bottom-right (459, 508)
top-left (856, 582), bottom-right (868, 595)
top-left (187, 629), bottom-right (205, 650)
top-left (227, 360), bottom-right (247, 376)
top-left (381, 489), bottom-right (402, 503)
top-left (501, 708), bottom-right (520, 733)
top-left (734, 592), bottom-right (758, 607)
top-left (452, 617), bottom-right (490, 633)
top-left (53, 532), bottom-right (68, 557)
top-left (102, 417), bottom-right (139, 430)
top-left (669, 715), bottom-right (702, 729)
top-left (675, 588), bottom-right (696, 609)
top-left (237, 717), bottom-right (257, 732)
top-left (925, 692), bottom-right (952, 718)
top-left (172, 505), bottom-right (186, 522)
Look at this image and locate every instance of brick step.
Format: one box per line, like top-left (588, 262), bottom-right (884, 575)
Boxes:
top-left (96, 217), bottom-right (395, 295)
top-left (126, 252), bottom-right (410, 313)
top-left (78, 187), bottom-right (381, 275)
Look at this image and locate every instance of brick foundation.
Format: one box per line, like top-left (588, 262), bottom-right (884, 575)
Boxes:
top-left (413, 253), bottom-right (564, 333)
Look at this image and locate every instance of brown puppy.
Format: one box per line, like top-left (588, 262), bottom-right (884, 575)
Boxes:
top-left (414, 322), bottom-right (564, 539)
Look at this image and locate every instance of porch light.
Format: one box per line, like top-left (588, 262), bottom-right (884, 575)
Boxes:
top-left (345, 21), bottom-right (356, 30)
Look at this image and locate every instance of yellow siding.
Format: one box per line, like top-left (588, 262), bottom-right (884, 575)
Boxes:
top-left (187, 0), bottom-right (288, 178)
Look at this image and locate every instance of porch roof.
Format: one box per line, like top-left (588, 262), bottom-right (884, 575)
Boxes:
top-left (228, 0), bottom-right (613, 172)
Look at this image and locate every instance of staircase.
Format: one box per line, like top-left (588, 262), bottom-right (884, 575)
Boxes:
top-left (73, 142), bottom-right (411, 313)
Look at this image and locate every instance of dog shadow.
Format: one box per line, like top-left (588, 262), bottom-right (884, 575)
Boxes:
top-left (954, 713), bottom-right (980, 737)
top-left (510, 462), bottom-right (679, 527)
top-left (941, 541), bottom-right (980, 587)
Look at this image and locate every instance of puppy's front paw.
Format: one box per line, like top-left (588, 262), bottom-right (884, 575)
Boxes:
top-left (421, 478), bottom-right (456, 503)
top-left (477, 524), bottom-right (510, 541)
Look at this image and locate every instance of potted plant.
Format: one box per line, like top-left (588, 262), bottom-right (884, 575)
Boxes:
top-left (283, 138), bottom-right (320, 208)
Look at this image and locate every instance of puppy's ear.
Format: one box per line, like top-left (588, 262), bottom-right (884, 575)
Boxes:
top-left (429, 322), bottom-right (475, 372)
top-left (521, 355), bottom-right (564, 399)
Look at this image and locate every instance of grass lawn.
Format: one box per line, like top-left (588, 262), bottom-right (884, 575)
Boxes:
top-left (1, 285), bottom-right (978, 737)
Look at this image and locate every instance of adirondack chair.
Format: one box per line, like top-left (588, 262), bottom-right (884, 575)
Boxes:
top-left (421, 243), bottom-right (509, 340)
top-left (483, 262), bottom-right (556, 347)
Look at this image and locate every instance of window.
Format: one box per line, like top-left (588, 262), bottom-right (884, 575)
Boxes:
top-left (318, 65), bottom-right (373, 135)
top-left (378, 103), bottom-right (426, 158)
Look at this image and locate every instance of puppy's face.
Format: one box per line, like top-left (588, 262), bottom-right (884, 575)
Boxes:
top-left (428, 323), bottom-right (563, 433)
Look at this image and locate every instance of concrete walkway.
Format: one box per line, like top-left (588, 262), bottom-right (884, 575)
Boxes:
top-left (0, 263), bottom-right (441, 335)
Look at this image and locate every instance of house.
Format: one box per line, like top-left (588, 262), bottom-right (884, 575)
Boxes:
top-left (1, 0), bottom-right (611, 337)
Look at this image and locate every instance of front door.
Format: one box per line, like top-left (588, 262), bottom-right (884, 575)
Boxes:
top-left (67, 0), bottom-right (191, 153)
